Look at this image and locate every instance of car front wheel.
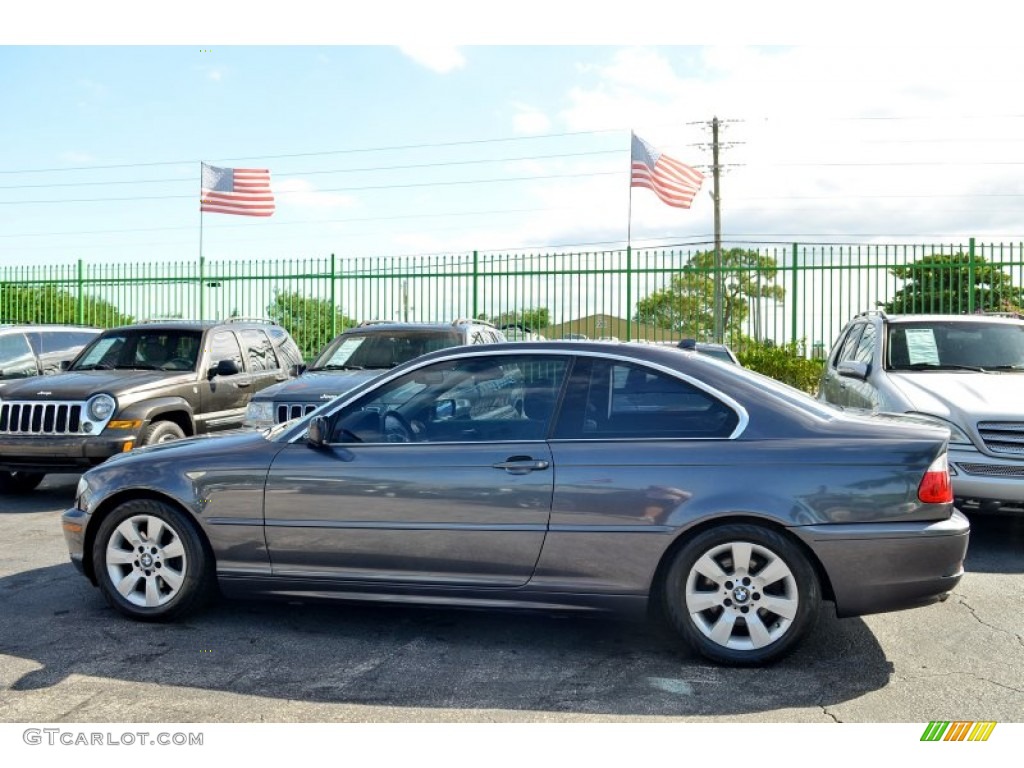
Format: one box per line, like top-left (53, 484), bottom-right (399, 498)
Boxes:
top-left (92, 499), bottom-right (213, 621)
top-left (140, 421), bottom-right (186, 446)
top-left (663, 524), bottom-right (820, 666)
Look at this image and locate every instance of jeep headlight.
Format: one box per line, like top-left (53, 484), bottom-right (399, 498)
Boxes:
top-left (245, 401), bottom-right (275, 429)
top-left (86, 393), bottom-right (116, 421)
top-left (904, 412), bottom-right (973, 445)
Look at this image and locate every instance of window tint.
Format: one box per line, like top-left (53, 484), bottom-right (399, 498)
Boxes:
top-left (34, 330), bottom-right (98, 355)
top-left (330, 354), bottom-right (569, 444)
top-left (209, 331), bottom-right (244, 369)
top-left (554, 359), bottom-right (738, 439)
top-left (0, 333), bottom-right (37, 377)
top-left (239, 329), bottom-right (280, 372)
top-left (851, 323), bottom-right (876, 364)
top-left (835, 323), bottom-right (865, 364)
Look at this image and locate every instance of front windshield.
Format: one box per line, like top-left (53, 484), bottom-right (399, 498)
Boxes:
top-left (71, 330), bottom-right (202, 371)
top-left (887, 321), bottom-right (1024, 371)
top-left (309, 330), bottom-right (460, 371)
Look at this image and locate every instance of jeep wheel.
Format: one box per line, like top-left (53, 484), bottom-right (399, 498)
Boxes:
top-left (140, 421), bottom-right (186, 446)
top-left (0, 471), bottom-right (46, 494)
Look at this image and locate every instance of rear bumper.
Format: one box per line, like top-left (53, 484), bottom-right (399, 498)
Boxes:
top-left (0, 435), bottom-right (133, 472)
top-left (794, 510), bottom-right (970, 618)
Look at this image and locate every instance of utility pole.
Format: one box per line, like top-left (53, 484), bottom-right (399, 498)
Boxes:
top-left (711, 116), bottom-right (723, 343)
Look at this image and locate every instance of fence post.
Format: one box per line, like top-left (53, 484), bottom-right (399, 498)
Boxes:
top-left (198, 255), bottom-right (205, 321)
top-left (472, 250), bottom-right (479, 320)
top-left (968, 237), bottom-right (976, 314)
top-left (791, 243), bottom-right (798, 346)
top-left (330, 252), bottom-right (337, 338)
top-left (625, 245), bottom-right (632, 341)
top-left (76, 258), bottom-right (84, 325)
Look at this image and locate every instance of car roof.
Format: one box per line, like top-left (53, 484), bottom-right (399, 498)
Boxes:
top-left (878, 313), bottom-right (1024, 325)
top-left (0, 324), bottom-right (102, 333)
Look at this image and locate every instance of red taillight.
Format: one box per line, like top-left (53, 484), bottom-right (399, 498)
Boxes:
top-left (918, 452), bottom-right (953, 504)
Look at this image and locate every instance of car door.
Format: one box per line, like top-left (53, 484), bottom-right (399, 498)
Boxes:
top-left (819, 321), bottom-right (865, 407)
top-left (263, 352), bottom-right (569, 587)
top-left (196, 329), bottom-right (253, 432)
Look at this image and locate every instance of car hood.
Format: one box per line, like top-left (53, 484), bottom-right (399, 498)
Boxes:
top-left (100, 428), bottom-right (270, 467)
top-left (0, 370), bottom-right (193, 400)
top-left (888, 371), bottom-right (1024, 421)
top-left (251, 369), bottom-right (383, 403)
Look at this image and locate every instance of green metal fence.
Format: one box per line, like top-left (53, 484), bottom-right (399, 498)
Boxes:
top-left (2, 239), bottom-right (1022, 359)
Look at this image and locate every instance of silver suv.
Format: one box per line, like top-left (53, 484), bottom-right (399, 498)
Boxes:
top-left (244, 319), bottom-right (507, 428)
top-left (0, 324), bottom-right (101, 380)
top-left (819, 310), bottom-right (1024, 513)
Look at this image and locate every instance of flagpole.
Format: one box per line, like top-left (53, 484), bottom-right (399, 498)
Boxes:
top-left (199, 162), bottom-right (204, 322)
top-left (626, 132), bottom-right (634, 342)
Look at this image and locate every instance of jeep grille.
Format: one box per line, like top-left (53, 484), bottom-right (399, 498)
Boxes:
top-left (977, 421), bottom-right (1024, 456)
top-left (0, 401), bottom-right (84, 435)
top-left (276, 403), bottom-right (318, 423)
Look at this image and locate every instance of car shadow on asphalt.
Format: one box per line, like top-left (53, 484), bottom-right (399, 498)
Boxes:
top-left (0, 561), bottom-right (897, 718)
top-left (962, 513), bottom-right (1024, 574)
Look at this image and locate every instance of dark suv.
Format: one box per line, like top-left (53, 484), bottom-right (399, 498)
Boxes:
top-left (0, 324), bottom-right (101, 380)
top-left (0, 318), bottom-right (303, 493)
top-left (244, 319), bottom-right (507, 428)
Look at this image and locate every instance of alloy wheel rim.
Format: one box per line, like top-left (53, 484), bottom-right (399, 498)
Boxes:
top-left (105, 515), bottom-right (187, 608)
top-left (684, 540), bottom-right (798, 651)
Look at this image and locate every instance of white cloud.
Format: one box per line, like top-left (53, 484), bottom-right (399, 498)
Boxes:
top-left (275, 178), bottom-right (357, 211)
top-left (398, 46), bottom-right (466, 74)
top-left (511, 102), bottom-right (550, 135)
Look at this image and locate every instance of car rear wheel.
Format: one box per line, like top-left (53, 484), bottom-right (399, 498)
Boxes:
top-left (663, 524), bottom-right (820, 666)
top-left (140, 421), bottom-right (186, 446)
top-left (92, 499), bottom-right (213, 621)
top-left (0, 470), bottom-right (46, 494)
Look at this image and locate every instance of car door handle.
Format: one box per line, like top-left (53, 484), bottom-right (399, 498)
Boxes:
top-left (492, 457), bottom-right (550, 474)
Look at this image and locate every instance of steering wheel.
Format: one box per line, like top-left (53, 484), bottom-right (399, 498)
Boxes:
top-left (160, 357), bottom-right (194, 370)
top-left (383, 411), bottom-right (415, 443)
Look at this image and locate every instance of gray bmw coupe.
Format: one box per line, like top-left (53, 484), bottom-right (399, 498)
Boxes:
top-left (62, 341), bottom-right (969, 665)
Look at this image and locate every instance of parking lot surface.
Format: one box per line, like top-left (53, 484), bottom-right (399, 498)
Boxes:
top-left (1, 474), bottom-right (1022, 723)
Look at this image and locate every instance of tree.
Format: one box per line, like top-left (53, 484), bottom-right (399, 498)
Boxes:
top-left (883, 253), bottom-right (1024, 315)
top-left (633, 248), bottom-right (786, 338)
top-left (0, 284), bottom-right (131, 327)
top-left (491, 307), bottom-right (551, 332)
top-left (266, 291), bottom-right (357, 360)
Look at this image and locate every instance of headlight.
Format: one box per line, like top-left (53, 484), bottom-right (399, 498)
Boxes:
top-left (904, 412), bottom-right (973, 445)
top-left (86, 393), bottom-right (116, 421)
top-left (244, 401), bottom-right (275, 428)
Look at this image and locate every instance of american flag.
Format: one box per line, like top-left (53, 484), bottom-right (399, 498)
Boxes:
top-left (630, 133), bottom-right (704, 209)
top-left (200, 163), bottom-right (275, 217)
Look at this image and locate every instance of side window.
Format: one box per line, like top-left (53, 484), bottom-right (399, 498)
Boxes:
top-left (36, 331), bottom-right (97, 355)
top-left (330, 354), bottom-right (569, 444)
top-left (0, 333), bottom-right (38, 377)
top-left (208, 331), bottom-right (244, 370)
top-left (239, 329), bottom-right (280, 372)
top-left (554, 359), bottom-right (738, 439)
top-left (852, 323), bottom-right (877, 365)
top-left (833, 323), bottom-right (865, 365)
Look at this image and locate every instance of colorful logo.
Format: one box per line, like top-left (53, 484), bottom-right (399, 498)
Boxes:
top-left (921, 721), bottom-right (997, 741)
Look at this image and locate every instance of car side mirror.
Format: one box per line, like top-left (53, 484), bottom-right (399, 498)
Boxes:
top-left (837, 360), bottom-right (870, 381)
top-left (60, 360), bottom-right (72, 371)
top-left (290, 363), bottom-right (307, 377)
top-left (209, 359), bottom-right (241, 378)
top-left (307, 416), bottom-right (329, 448)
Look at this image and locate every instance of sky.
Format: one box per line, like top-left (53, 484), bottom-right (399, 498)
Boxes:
top-left (4, 4), bottom-right (1024, 271)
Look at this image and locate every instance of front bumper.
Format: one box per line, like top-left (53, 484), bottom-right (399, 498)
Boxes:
top-left (0, 434), bottom-right (135, 473)
top-left (62, 506), bottom-right (90, 580)
top-left (795, 510), bottom-right (970, 618)
top-left (949, 445), bottom-right (1024, 512)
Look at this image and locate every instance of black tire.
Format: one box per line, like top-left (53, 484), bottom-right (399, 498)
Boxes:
top-left (92, 498), bottom-right (214, 621)
top-left (663, 523), bottom-right (820, 666)
top-left (140, 420), bottom-right (186, 446)
top-left (0, 470), bottom-right (46, 494)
